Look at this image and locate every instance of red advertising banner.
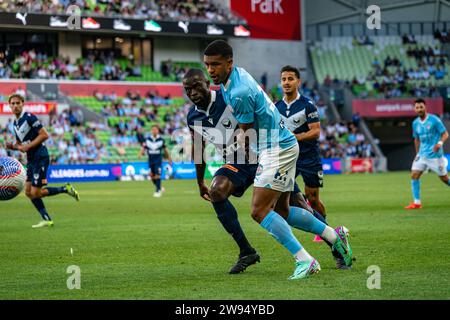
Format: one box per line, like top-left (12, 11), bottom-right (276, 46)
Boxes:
top-left (350, 158), bottom-right (374, 173)
top-left (352, 98), bottom-right (444, 118)
top-left (230, 0), bottom-right (301, 40)
top-left (0, 102), bottom-right (55, 115)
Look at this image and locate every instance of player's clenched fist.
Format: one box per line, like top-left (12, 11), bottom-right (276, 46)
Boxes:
top-left (198, 182), bottom-right (211, 201)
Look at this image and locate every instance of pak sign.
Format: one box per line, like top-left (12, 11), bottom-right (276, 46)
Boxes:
top-left (230, 0), bottom-right (301, 40)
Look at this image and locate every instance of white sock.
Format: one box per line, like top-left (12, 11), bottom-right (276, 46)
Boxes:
top-left (321, 226), bottom-right (338, 244)
top-left (294, 248), bottom-right (314, 262)
top-left (414, 199), bottom-right (421, 205)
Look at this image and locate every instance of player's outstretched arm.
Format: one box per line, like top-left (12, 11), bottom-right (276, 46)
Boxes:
top-left (138, 146), bottom-right (145, 159)
top-left (191, 131), bottom-right (210, 201)
top-left (414, 138), bottom-right (420, 154)
top-left (433, 131), bottom-right (449, 153)
top-left (163, 147), bottom-right (172, 165)
top-left (17, 127), bottom-right (48, 153)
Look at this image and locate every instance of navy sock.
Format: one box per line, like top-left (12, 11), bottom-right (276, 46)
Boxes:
top-left (212, 199), bottom-right (255, 256)
top-left (46, 186), bottom-right (67, 196)
top-left (155, 179), bottom-right (161, 192)
top-left (151, 179), bottom-right (157, 188)
top-left (312, 209), bottom-right (328, 225)
top-left (31, 198), bottom-right (52, 221)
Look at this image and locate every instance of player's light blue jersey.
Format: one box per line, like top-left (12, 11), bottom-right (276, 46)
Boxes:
top-left (220, 66), bottom-right (296, 152)
top-left (412, 114), bottom-right (447, 159)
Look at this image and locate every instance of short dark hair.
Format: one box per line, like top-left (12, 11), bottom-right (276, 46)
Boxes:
top-left (280, 65), bottom-right (300, 79)
top-left (183, 68), bottom-right (207, 81)
top-left (414, 98), bottom-right (426, 105)
top-left (204, 40), bottom-right (233, 59)
top-left (8, 94), bottom-right (24, 103)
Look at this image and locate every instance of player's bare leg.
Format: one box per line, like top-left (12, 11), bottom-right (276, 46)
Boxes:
top-left (210, 175), bottom-right (259, 274)
top-left (25, 184), bottom-right (53, 228)
top-left (151, 173), bottom-right (162, 197)
top-left (438, 174), bottom-right (450, 186)
top-left (305, 186), bottom-right (326, 217)
top-left (289, 191), bottom-right (311, 212)
top-left (304, 186), bottom-right (326, 242)
top-left (405, 170), bottom-right (423, 209)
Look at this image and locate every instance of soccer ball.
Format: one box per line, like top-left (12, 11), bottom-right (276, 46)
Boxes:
top-left (0, 157), bottom-right (27, 201)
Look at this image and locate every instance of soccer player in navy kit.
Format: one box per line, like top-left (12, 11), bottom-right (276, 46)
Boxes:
top-left (203, 41), bottom-right (352, 279)
top-left (5, 94), bottom-right (79, 228)
top-left (184, 69), bottom-right (261, 274)
top-left (139, 125), bottom-right (171, 198)
top-left (275, 66), bottom-right (327, 220)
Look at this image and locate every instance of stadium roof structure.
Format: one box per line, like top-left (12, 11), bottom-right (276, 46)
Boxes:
top-left (307, 0), bottom-right (450, 25)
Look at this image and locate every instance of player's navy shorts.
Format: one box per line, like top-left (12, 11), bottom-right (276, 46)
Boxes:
top-left (214, 163), bottom-right (258, 197)
top-left (149, 161), bottom-right (162, 176)
top-left (26, 156), bottom-right (49, 188)
top-left (293, 163), bottom-right (324, 192)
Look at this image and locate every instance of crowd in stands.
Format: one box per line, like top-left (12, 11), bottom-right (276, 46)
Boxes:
top-left (160, 59), bottom-right (188, 81)
top-left (434, 29), bottom-right (450, 43)
top-left (319, 121), bottom-right (373, 159)
top-left (0, 84), bottom-right (373, 164)
top-left (348, 44), bottom-right (447, 99)
top-left (0, 49), bottom-right (191, 81)
top-left (0, 0), bottom-right (245, 24)
top-left (0, 49), bottom-right (95, 80)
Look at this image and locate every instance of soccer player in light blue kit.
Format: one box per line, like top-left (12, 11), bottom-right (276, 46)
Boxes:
top-left (405, 98), bottom-right (449, 209)
top-left (203, 40), bottom-right (353, 279)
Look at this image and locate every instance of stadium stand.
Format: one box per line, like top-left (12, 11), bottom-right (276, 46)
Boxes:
top-left (0, 86), bottom-right (369, 164)
top-left (0, 0), bottom-right (245, 24)
top-left (0, 49), bottom-right (203, 82)
top-left (310, 35), bottom-right (450, 99)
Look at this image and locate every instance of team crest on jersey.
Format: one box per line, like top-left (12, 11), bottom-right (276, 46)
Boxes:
top-left (221, 118), bottom-right (233, 129)
top-left (256, 164), bottom-right (263, 176)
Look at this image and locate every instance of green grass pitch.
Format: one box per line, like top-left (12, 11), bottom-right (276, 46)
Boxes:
top-left (0, 172), bottom-right (449, 299)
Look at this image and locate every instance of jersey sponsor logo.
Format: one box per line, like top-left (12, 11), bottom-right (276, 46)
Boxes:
top-left (221, 118), bottom-right (233, 129)
top-left (308, 111), bottom-right (319, 119)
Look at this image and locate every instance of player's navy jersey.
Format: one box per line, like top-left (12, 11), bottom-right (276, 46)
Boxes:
top-left (143, 135), bottom-right (165, 163)
top-left (13, 111), bottom-right (48, 161)
top-left (412, 114), bottom-right (447, 159)
top-left (187, 90), bottom-right (249, 164)
top-left (275, 94), bottom-right (321, 166)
